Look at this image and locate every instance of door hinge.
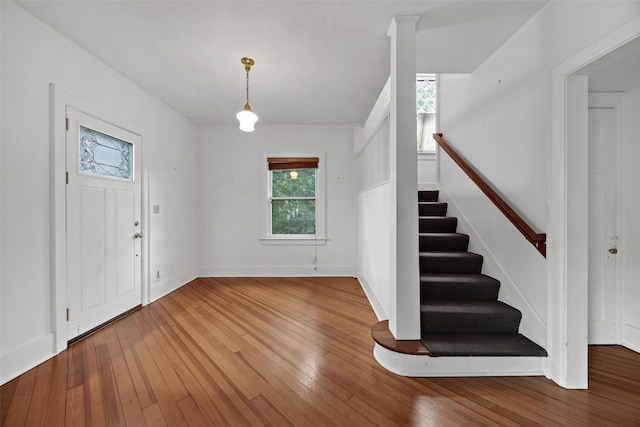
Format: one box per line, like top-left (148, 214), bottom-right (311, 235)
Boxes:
top-left (66, 171), bottom-right (69, 184)
top-left (66, 308), bottom-right (69, 321)
top-left (65, 117), bottom-right (69, 131)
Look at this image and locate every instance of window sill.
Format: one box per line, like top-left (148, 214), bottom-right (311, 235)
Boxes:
top-left (418, 151), bottom-right (437, 159)
top-left (260, 237), bottom-right (328, 246)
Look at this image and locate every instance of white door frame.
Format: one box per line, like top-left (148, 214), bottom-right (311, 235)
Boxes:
top-left (50, 84), bottom-right (150, 353)
top-left (548, 15), bottom-right (640, 389)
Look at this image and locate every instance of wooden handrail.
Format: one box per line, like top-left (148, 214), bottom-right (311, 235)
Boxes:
top-left (433, 133), bottom-right (546, 257)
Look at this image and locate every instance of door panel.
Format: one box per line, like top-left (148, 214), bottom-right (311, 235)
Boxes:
top-left (588, 107), bottom-right (618, 344)
top-left (80, 186), bottom-right (107, 310)
top-left (115, 190), bottom-right (136, 296)
top-left (66, 107), bottom-right (142, 340)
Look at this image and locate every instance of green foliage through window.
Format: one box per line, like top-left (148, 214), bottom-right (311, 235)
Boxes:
top-left (272, 169), bottom-right (315, 197)
top-left (271, 169), bottom-right (316, 235)
top-left (272, 200), bottom-right (316, 234)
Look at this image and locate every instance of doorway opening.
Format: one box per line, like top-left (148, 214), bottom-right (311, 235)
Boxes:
top-left (65, 107), bottom-right (143, 343)
top-left (559, 33), bottom-right (640, 388)
top-left (550, 17), bottom-right (640, 388)
top-left (51, 85), bottom-right (148, 354)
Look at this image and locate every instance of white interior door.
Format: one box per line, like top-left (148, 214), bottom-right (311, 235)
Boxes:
top-left (588, 107), bottom-right (618, 344)
top-left (66, 107), bottom-right (142, 340)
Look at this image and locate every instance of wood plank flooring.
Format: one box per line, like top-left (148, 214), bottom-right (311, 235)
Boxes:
top-left (2, 277), bottom-right (639, 426)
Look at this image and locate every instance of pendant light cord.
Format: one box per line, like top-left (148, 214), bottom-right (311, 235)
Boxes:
top-left (246, 70), bottom-right (250, 105)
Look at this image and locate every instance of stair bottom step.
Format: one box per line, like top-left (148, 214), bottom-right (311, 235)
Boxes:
top-left (422, 333), bottom-right (548, 357)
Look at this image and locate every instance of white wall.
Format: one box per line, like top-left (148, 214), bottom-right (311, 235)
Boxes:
top-left (440, 1), bottom-right (640, 230)
top-left (356, 78), bottom-right (391, 320)
top-left (417, 153), bottom-right (437, 187)
top-left (357, 183), bottom-right (391, 320)
top-left (620, 75), bottom-right (640, 352)
top-left (438, 1), bottom-right (640, 380)
top-left (0, 2), bottom-right (199, 383)
top-left (0, 0), bottom-right (3, 376)
top-left (197, 125), bottom-right (355, 277)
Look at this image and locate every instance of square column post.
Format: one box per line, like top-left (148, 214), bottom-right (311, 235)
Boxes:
top-left (388, 16), bottom-right (421, 340)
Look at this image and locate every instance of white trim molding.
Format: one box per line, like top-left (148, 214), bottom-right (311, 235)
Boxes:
top-left (149, 269), bottom-right (198, 303)
top-left (1, 334), bottom-right (55, 385)
top-left (260, 152), bottom-right (326, 242)
top-left (548, 13), bottom-right (640, 389)
top-left (50, 84), bottom-right (149, 354)
top-left (199, 265), bottom-right (353, 277)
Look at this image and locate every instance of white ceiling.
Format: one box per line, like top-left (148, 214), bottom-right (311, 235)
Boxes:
top-left (16, 0), bottom-right (547, 126)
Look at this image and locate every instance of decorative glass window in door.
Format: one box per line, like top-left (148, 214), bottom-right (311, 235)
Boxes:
top-left (417, 75), bottom-right (437, 152)
top-left (79, 126), bottom-right (133, 181)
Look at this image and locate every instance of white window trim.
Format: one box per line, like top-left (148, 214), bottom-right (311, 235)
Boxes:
top-left (418, 151), bottom-right (437, 159)
top-left (261, 152), bottom-right (326, 244)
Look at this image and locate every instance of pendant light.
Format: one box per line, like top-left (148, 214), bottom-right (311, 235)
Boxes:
top-left (236, 57), bottom-right (258, 132)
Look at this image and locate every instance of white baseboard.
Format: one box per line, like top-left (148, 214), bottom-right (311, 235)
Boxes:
top-left (199, 264), bottom-right (354, 277)
top-left (622, 341), bottom-right (640, 354)
top-left (356, 275), bottom-right (387, 321)
top-left (373, 343), bottom-right (546, 377)
top-left (622, 324), bottom-right (640, 353)
top-left (149, 269), bottom-right (198, 303)
top-left (1, 333), bottom-right (55, 385)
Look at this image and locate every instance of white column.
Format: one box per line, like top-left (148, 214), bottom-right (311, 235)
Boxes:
top-left (387, 16), bottom-right (421, 340)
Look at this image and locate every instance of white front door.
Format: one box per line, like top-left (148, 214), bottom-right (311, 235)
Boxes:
top-left (588, 107), bottom-right (618, 344)
top-left (66, 107), bottom-right (142, 340)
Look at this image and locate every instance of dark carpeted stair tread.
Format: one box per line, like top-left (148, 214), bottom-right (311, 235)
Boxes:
top-left (419, 217), bottom-right (457, 233)
top-left (419, 233), bottom-right (469, 251)
top-left (420, 301), bottom-right (522, 334)
top-left (420, 251), bottom-right (483, 274)
top-left (419, 202), bottom-right (448, 217)
top-left (421, 273), bottom-right (500, 301)
top-left (418, 190), bottom-right (439, 202)
top-left (414, 190), bottom-right (548, 358)
top-left (421, 333), bottom-right (548, 357)
top-left (421, 300), bottom-right (520, 314)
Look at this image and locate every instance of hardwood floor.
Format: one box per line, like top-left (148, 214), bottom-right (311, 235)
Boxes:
top-left (2, 277), bottom-right (639, 426)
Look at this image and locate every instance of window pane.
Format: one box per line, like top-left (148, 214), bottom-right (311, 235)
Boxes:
top-left (79, 126), bottom-right (133, 181)
top-left (416, 78), bottom-right (436, 114)
top-left (417, 113), bottom-right (437, 152)
top-left (272, 169), bottom-right (315, 198)
top-left (272, 200), bottom-right (316, 235)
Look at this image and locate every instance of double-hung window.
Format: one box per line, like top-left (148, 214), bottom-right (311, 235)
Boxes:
top-left (265, 156), bottom-right (324, 241)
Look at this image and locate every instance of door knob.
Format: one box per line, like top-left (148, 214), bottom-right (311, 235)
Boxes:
top-left (134, 232), bottom-right (143, 239)
top-left (608, 248), bottom-right (618, 254)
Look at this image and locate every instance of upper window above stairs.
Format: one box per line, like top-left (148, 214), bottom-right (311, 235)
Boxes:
top-left (417, 75), bottom-right (437, 153)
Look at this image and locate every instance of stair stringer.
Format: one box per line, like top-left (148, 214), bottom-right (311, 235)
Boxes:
top-left (436, 187), bottom-right (547, 348)
top-left (374, 343), bottom-right (545, 377)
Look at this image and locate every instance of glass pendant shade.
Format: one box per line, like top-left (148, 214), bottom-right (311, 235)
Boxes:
top-left (237, 104), bottom-right (258, 132)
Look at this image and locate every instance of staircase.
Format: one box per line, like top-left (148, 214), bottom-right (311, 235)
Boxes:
top-left (418, 190), bottom-right (547, 357)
